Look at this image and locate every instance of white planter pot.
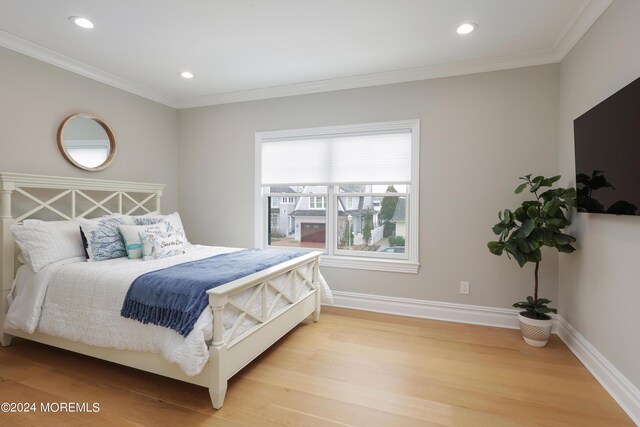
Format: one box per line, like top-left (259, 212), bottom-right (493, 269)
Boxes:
top-left (518, 313), bottom-right (553, 347)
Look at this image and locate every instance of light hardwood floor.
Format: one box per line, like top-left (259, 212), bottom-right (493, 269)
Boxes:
top-left (0, 306), bottom-right (633, 426)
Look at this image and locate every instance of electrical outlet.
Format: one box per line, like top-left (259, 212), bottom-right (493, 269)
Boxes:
top-left (460, 281), bottom-right (470, 295)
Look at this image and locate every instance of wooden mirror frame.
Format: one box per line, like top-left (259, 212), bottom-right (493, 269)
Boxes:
top-left (57, 113), bottom-right (117, 172)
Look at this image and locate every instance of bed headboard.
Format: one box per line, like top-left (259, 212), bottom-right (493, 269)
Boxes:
top-left (0, 172), bottom-right (165, 332)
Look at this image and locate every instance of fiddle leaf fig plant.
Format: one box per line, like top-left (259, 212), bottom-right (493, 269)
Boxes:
top-left (488, 175), bottom-right (577, 320)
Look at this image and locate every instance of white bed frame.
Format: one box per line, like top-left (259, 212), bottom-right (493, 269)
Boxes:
top-left (0, 172), bottom-right (322, 409)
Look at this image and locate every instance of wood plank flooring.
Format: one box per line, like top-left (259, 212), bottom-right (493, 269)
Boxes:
top-left (0, 307), bottom-right (633, 426)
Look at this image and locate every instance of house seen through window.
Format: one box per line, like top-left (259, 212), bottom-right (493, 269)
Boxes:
top-left (256, 120), bottom-right (419, 273)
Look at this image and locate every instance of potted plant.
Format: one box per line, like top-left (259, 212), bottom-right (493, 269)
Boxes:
top-left (488, 175), bottom-right (576, 347)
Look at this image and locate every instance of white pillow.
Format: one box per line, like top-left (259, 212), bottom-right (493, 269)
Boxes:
top-left (78, 216), bottom-right (129, 261)
top-left (140, 230), bottom-right (186, 260)
top-left (118, 222), bottom-right (167, 259)
top-left (133, 212), bottom-right (188, 242)
top-left (11, 220), bottom-right (85, 272)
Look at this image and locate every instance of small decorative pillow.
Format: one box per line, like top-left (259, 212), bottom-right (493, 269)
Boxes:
top-left (118, 222), bottom-right (167, 259)
top-left (78, 216), bottom-right (128, 261)
top-left (11, 220), bottom-right (85, 272)
top-left (140, 232), bottom-right (156, 260)
top-left (134, 212), bottom-right (188, 243)
top-left (140, 230), bottom-right (186, 260)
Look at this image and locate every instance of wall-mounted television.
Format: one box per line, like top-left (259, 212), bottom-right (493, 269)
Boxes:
top-left (574, 75), bottom-right (640, 216)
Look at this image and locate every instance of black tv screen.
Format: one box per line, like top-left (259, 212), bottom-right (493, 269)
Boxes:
top-left (574, 76), bottom-right (640, 216)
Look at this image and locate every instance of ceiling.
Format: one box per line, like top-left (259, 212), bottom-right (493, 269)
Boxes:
top-left (0, 0), bottom-right (612, 108)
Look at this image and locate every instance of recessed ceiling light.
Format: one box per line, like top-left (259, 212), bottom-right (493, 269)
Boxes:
top-left (69, 16), bottom-right (94, 29)
top-left (180, 71), bottom-right (194, 79)
top-left (456, 22), bottom-right (477, 35)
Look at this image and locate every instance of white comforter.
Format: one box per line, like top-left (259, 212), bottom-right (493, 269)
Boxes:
top-left (5, 245), bottom-right (332, 376)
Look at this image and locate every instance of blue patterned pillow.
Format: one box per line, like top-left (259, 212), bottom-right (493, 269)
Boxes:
top-left (78, 217), bottom-right (128, 261)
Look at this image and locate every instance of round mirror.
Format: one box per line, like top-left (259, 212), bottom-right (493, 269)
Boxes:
top-left (57, 113), bottom-right (116, 171)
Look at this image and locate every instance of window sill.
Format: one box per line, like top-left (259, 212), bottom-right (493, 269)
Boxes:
top-left (319, 255), bottom-right (419, 274)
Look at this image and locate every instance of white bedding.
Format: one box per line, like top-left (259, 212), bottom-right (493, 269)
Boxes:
top-left (5, 245), bottom-right (332, 376)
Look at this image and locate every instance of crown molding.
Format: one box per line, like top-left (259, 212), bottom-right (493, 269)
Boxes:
top-left (0, 0), bottom-right (612, 109)
top-left (0, 29), bottom-right (178, 108)
top-left (176, 50), bottom-right (559, 108)
top-left (176, 0), bottom-right (612, 108)
top-left (552, 0), bottom-right (614, 62)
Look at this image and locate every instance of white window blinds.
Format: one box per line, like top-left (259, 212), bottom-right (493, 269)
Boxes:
top-left (261, 131), bottom-right (412, 185)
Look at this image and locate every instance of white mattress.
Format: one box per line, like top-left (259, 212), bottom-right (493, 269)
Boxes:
top-left (5, 245), bottom-right (332, 376)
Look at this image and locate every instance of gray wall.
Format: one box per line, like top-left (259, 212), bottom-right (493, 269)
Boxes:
top-left (178, 64), bottom-right (560, 308)
top-left (3, 3), bottom-right (638, 395)
top-left (558, 0), bottom-right (640, 387)
top-left (0, 47), bottom-right (179, 212)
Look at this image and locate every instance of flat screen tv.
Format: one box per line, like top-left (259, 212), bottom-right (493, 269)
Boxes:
top-left (574, 75), bottom-right (640, 216)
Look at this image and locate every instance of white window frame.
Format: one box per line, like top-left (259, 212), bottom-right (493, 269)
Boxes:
top-left (309, 196), bottom-right (326, 209)
top-left (255, 119), bottom-right (420, 274)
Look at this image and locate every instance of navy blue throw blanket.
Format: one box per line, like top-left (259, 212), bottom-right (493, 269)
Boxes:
top-left (121, 248), bottom-right (306, 337)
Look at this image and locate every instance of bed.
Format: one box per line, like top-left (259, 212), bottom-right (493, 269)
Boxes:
top-left (0, 172), bottom-right (327, 409)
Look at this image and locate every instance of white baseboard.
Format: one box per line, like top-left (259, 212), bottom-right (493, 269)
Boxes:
top-left (555, 316), bottom-right (640, 425)
top-left (330, 290), bottom-right (521, 330)
top-left (328, 290), bottom-right (640, 425)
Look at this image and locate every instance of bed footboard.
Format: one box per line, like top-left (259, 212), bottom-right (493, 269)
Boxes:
top-left (206, 251), bottom-right (321, 409)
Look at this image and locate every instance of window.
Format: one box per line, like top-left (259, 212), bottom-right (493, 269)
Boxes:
top-left (270, 197), bottom-right (279, 208)
top-left (309, 196), bottom-right (325, 209)
top-left (336, 187), bottom-right (407, 256)
top-left (345, 197), bottom-right (355, 209)
top-left (270, 213), bottom-right (279, 229)
top-left (267, 191), bottom-right (327, 250)
top-left (282, 196), bottom-right (295, 204)
top-left (255, 120), bottom-right (419, 273)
